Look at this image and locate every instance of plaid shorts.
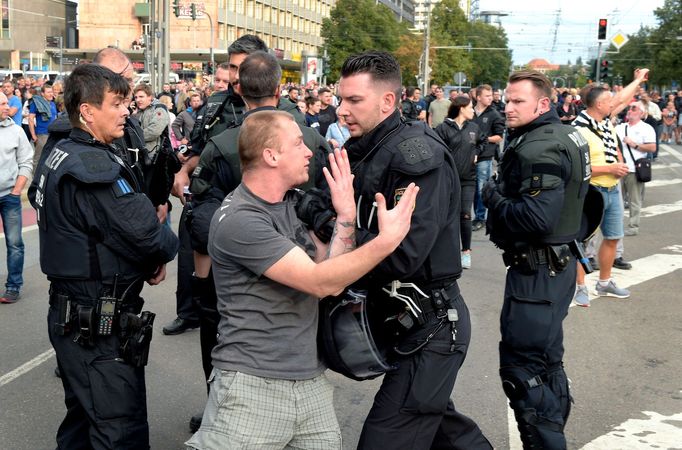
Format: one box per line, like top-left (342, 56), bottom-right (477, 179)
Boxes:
top-left (186, 369), bottom-right (341, 450)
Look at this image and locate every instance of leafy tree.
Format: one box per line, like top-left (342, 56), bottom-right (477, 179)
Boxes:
top-left (321, 0), bottom-right (408, 82)
top-left (395, 33), bottom-right (423, 87)
top-left (429, 0), bottom-right (472, 86)
top-left (466, 20), bottom-right (512, 87)
top-left (650, 0), bottom-right (682, 87)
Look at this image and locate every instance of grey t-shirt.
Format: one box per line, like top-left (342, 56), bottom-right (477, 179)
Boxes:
top-left (208, 184), bottom-right (324, 380)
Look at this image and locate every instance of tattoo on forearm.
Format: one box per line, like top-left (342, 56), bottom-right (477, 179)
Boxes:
top-left (325, 220), bottom-right (357, 259)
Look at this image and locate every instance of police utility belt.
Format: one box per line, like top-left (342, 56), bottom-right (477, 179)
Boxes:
top-left (49, 287), bottom-right (155, 368)
top-left (502, 244), bottom-right (572, 275)
top-left (384, 279), bottom-right (461, 356)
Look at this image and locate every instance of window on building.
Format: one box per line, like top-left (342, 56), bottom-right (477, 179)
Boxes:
top-left (1, 0), bottom-right (9, 38)
top-left (272, 8), bottom-right (278, 24)
top-left (255, 2), bottom-right (262, 19)
top-left (264, 6), bottom-right (270, 22)
top-left (228, 26), bottom-right (236, 42)
top-left (247, 0), bottom-right (254, 17)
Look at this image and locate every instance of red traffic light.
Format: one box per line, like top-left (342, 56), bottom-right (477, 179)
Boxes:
top-left (599, 19), bottom-right (607, 27)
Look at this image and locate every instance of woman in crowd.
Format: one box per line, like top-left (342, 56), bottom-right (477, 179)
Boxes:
top-left (435, 95), bottom-right (485, 269)
top-left (557, 93), bottom-right (577, 124)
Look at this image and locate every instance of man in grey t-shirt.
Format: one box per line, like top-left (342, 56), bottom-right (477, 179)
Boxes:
top-left (186, 110), bottom-right (419, 449)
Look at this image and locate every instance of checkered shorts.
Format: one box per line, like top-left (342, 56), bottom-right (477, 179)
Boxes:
top-left (186, 370), bottom-right (341, 450)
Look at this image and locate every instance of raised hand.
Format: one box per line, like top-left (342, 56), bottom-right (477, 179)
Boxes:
top-left (323, 148), bottom-right (355, 220)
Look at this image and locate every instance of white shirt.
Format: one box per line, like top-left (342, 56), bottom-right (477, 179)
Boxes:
top-left (615, 120), bottom-right (656, 172)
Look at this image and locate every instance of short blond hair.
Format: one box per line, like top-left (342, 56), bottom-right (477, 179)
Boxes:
top-left (238, 110), bottom-right (294, 172)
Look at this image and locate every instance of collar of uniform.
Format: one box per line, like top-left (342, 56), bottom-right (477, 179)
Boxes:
top-left (243, 105), bottom-right (277, 119)
top-left (69, 127), bottom-right (111, 148)
top-left (344, 109), bottom-right (402, 163)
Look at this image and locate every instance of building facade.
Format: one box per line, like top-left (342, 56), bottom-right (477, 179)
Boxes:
top-left (376, 0), bottom-right (414, 25)
top-left (0, 0), bottom-right (77, 71)
top-left (412, 0), bottom-right (471, 31)
top-left (71, 0), bottom-right (335, 80)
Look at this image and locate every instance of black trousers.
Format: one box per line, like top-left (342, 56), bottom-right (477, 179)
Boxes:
top-left (176, 205), bottom-right (198, 322)
top-left (47, 306), bottom-right (149, 450)
top-left (499, 262), bottom-right (576, 450)
top-left (358, 292), bottom-right (492, 450)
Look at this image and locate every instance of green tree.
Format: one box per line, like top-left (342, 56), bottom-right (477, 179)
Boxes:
top-left (395, 33), bottom-right (423, 87)
top-left (429, 0), bottom-right (472, 86)
top-left (321, 0), bottom-right (408, 82)
top-left (467, 20), bottom-right (512, 87)
top-left (650, 0), bottom-right (682, 87)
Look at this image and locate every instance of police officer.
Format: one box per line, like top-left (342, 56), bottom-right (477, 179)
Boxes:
top-left (482, 70), bottom-right (591, 449)
top-left (337, 51), bottom-right (491, 450)
top-left (31, 48), bottom-right (148, 202)
top-left (30, 64), bottom-right (179, 449)
top-left (186, 50), bottom-right (330, 432)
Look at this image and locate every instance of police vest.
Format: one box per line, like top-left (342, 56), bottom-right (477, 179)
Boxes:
top-left (190, 90), bottom-right (245, 152)
top-left (351, 120), bottom-right (460, 283)
top-left (497, 123), bottom-right (591, 245)
top-left (32, 139), bottom-right (144, 282)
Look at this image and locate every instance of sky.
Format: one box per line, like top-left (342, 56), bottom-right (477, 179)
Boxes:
top-left (478, 0), bottom-right (665, 65)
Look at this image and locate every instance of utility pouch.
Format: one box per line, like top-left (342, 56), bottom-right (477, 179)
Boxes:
top-left (502, 249), bottom-right (539, 274)
top-left (119, 311), bottom-right (156, 368)
top-left (75, 305), bottom-right (95, 347)
top-left (54, 294), bottom-right (72, 336)
top-left (547, 244), bottom-right (572, 273)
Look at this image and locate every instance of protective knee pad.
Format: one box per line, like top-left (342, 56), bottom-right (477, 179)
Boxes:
top-left (501, 366), bottom-right (567, 449)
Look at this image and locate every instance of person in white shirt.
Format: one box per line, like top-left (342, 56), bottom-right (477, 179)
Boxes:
top-left (615, 101), bottom-right (656, 236)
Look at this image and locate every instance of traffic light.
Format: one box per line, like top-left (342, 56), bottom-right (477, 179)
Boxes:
top-left (322, 58), bottom-right (331, 78)
top-left (600, 60), bottom-right (612, 82)
top-left (598, 18), bottom-right (607, 40)
top-left (207, 62), bottom-right (214, 75)
top-left (172, 0), bottom-right (180, 18)
top-left (190, 3), bottom-right (197, 20)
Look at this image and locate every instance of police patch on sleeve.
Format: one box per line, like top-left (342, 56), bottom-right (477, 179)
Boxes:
top-left (112, 178), bottom-right (134, 198)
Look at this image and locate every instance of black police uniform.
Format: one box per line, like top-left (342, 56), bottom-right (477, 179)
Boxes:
top-left (188, 105), bottom-right (330, 383)
top-left (30, 128), bottom-right (179, 449)
top-left (346, 110), bottom-right (491, 450)
top-left (483, 111), bottom-right (591, 449)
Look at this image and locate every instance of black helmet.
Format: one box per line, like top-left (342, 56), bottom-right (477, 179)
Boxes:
top-left (318, 289), bottom-right (398, 381)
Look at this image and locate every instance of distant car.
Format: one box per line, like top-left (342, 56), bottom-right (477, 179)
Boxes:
top-left (134, 72), bottom-right (180, 86)
top-left (25, 70), bottom-right (61, 82)
top-left (0, 70), bottom-right (25, 80)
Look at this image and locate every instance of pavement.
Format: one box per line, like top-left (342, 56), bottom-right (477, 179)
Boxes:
top-left (1, 144), bottom-right (681, 449)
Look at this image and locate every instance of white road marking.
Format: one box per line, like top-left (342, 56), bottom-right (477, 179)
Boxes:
top-left (571, 252), bottom-right (682, 307)
top-left (580, 411), bottom-right (682, 449)
top-left (508, 405), bottom-right (523, 449)
top-left (660, 143), bottom-right (682, 162)
top-left (0, 348), bottom-right (55, 387)
top-left (663, 245), bottom-right (682, 253)
top-left (640, 200), bottom-right (682, 218)
top-left (654, 162), bottom-right (681, 169)
top-left (646, 178), bottom-right (682, 188)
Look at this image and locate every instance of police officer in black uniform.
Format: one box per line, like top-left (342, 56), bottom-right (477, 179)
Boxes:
top-left (29, 64), bottom-right (179, 449)
top-left (337, 51), bottom-right (491, 450)
top-left (482, 70), bottom-right (591, 449)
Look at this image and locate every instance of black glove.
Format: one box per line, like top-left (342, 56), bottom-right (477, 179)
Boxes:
top-left (481, 179), bottom-right (504, 210)
top-left (295, 188), bottom-right (336, 243)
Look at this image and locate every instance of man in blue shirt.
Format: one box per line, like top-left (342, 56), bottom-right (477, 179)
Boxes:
top-left (2, 80), bottom-right (22, 126)
top-left (28, 84), bottom-right (58, 169)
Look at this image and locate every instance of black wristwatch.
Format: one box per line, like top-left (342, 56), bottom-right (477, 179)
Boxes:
top-left (634, 144), bottom-right (639, 149)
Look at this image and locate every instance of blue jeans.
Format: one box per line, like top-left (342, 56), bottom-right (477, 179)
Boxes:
top-left (594, 184), bottom-right (624, 240)
top-left (0, 193), bottom-right (24, 291)
top-left (474, 159), bottom-right (493, 222)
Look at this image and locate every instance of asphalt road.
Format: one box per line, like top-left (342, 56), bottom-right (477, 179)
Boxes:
top-left (1, 144), bottom-right (681, 450)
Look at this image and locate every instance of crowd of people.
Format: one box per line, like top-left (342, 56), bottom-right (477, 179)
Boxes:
top-left (0, 32), bottom-right (669, 450)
